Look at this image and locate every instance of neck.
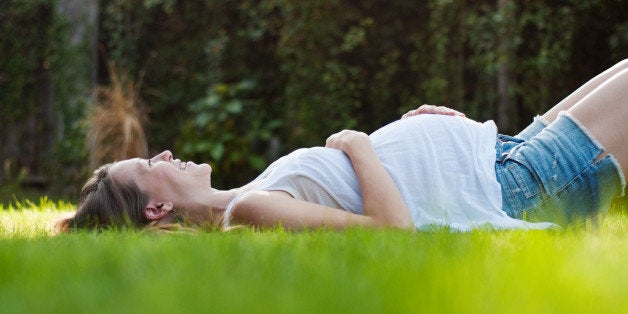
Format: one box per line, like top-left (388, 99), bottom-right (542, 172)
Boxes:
top-left (182, 188), bottom-right (242, 228)
top-left (207, 188), bottom-right (240, 212)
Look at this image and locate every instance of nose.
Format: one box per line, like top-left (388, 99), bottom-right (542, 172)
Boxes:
top-left (152, 150), bottom-right (173, 162)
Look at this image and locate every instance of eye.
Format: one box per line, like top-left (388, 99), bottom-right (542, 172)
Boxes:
top-left (147, 159), bottom-right (152, 167)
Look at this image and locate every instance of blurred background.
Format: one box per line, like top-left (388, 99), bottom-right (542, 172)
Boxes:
top-left (1, 0), bottom-right (626, 203)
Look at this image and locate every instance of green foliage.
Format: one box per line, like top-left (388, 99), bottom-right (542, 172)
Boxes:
top-left (0, 0), bottom-right (92, 198)
top-left (0, 0), bottom-right (50, 122)
top-left (179, 80), bottom-right (281, 187)
top-left (49, 6), bottom-right (93, 197)
top-left (2, 0), bottom-right (627, 194)
top-left (0, 0), bottom-right (55, 181)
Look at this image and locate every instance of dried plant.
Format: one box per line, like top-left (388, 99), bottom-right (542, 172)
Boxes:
top-left (87, 63), bottom-right (148, 170)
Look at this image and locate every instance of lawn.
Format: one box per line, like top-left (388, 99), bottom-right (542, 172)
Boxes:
top-left (1, 199), bottom-right (628, 314)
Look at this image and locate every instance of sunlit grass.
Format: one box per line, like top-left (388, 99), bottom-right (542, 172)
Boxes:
top-left (2, 199), bottom-right (628, 313)
top-left (0, 197), bottom-right (74, 238)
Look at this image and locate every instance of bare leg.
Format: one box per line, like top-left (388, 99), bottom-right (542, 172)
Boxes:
top-left (543, 59), bottom-right (628, 124)
top-left (567, 67), bottom-right (628, 172)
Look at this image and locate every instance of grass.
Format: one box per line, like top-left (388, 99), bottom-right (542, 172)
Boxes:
top-left (2, 199), bottom-right (628, 313)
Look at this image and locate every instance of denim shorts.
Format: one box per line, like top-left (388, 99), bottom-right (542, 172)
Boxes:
top-left (494, 112), bottom-right (626, 226)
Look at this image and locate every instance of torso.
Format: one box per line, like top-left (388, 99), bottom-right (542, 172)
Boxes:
top-left (225, 115), bottom-right (556, 230)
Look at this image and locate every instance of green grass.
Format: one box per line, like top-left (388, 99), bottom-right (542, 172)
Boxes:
top-left (2, 200), bottom-right (628, 313)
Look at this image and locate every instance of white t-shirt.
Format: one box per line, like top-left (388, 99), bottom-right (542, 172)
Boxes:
top-left (224, 115), bottom-right (556, 231)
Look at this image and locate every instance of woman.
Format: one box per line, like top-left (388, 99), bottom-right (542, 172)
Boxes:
top-left (57, 60), bottom-right (627, 232)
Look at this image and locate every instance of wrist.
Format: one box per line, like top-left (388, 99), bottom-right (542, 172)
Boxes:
top-left (346, 144), bottom-right (377, 167)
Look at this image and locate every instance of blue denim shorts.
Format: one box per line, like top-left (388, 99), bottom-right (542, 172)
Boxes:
top-left (495, 112), bottom-right (626, 226)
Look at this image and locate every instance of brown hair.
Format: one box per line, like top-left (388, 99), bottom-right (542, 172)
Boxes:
top-left (55, 164), bottom-right (151, 232)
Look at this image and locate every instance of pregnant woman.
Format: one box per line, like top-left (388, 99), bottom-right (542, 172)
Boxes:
top-left (57, 59), bottom-right (627, 232)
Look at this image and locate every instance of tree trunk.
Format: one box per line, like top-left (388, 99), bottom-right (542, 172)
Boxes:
top-left (496, 0), bottom-right (515, 132)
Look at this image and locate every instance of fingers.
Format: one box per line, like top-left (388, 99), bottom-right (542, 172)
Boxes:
top-left (325, 130), bottom-right (353, 148)
top-left (325, 130), bottom-right (344, 149)
top-left (325, 131), bottom-right (340, 148)
top-left (402, 104), bottom-right (465, 119)
top-left (325, 130), bottom-right (369, 152)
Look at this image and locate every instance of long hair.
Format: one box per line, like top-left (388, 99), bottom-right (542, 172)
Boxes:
top-left (55, 164), bottom-right (150, 232)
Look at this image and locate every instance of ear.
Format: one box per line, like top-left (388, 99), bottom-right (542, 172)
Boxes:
top-left (144, 201), bottom-right (174, 221)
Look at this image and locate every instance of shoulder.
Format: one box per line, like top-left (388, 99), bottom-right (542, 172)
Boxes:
top-left (226, 190), bottom-right (292, 226)
top-left (235, 190), bottom-right (293, 207)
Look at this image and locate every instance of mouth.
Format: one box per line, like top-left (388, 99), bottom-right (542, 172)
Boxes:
top-left (180, 161), bottom-right (187, 171)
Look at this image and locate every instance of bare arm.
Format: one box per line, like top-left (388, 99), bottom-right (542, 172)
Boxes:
top-left (230, 190), bottom-right (376, 230)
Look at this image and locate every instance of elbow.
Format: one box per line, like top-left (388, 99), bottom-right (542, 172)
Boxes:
top-left (393, 220), bottom-right (415, 230)
top-left (387, 208), bottom-right (415, 230)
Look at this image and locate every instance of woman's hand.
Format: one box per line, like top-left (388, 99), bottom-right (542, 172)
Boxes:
top-left (325, 129), bottom-right (371, 157)
top-left (401, 104), bottom-right (465, 119)
top-left (324, 129), bottom-right (413, 230)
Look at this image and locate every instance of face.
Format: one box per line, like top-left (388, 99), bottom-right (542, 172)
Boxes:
top-left (109, 150), bottom-right (213, 204)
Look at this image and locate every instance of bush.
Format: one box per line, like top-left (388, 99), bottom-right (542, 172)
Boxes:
top-left (179, 80), bottom-right (281, 187)
top-left (0, 0), bottom-right (92, 199)
top-left (2, 0), bottom-right (627, 196)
